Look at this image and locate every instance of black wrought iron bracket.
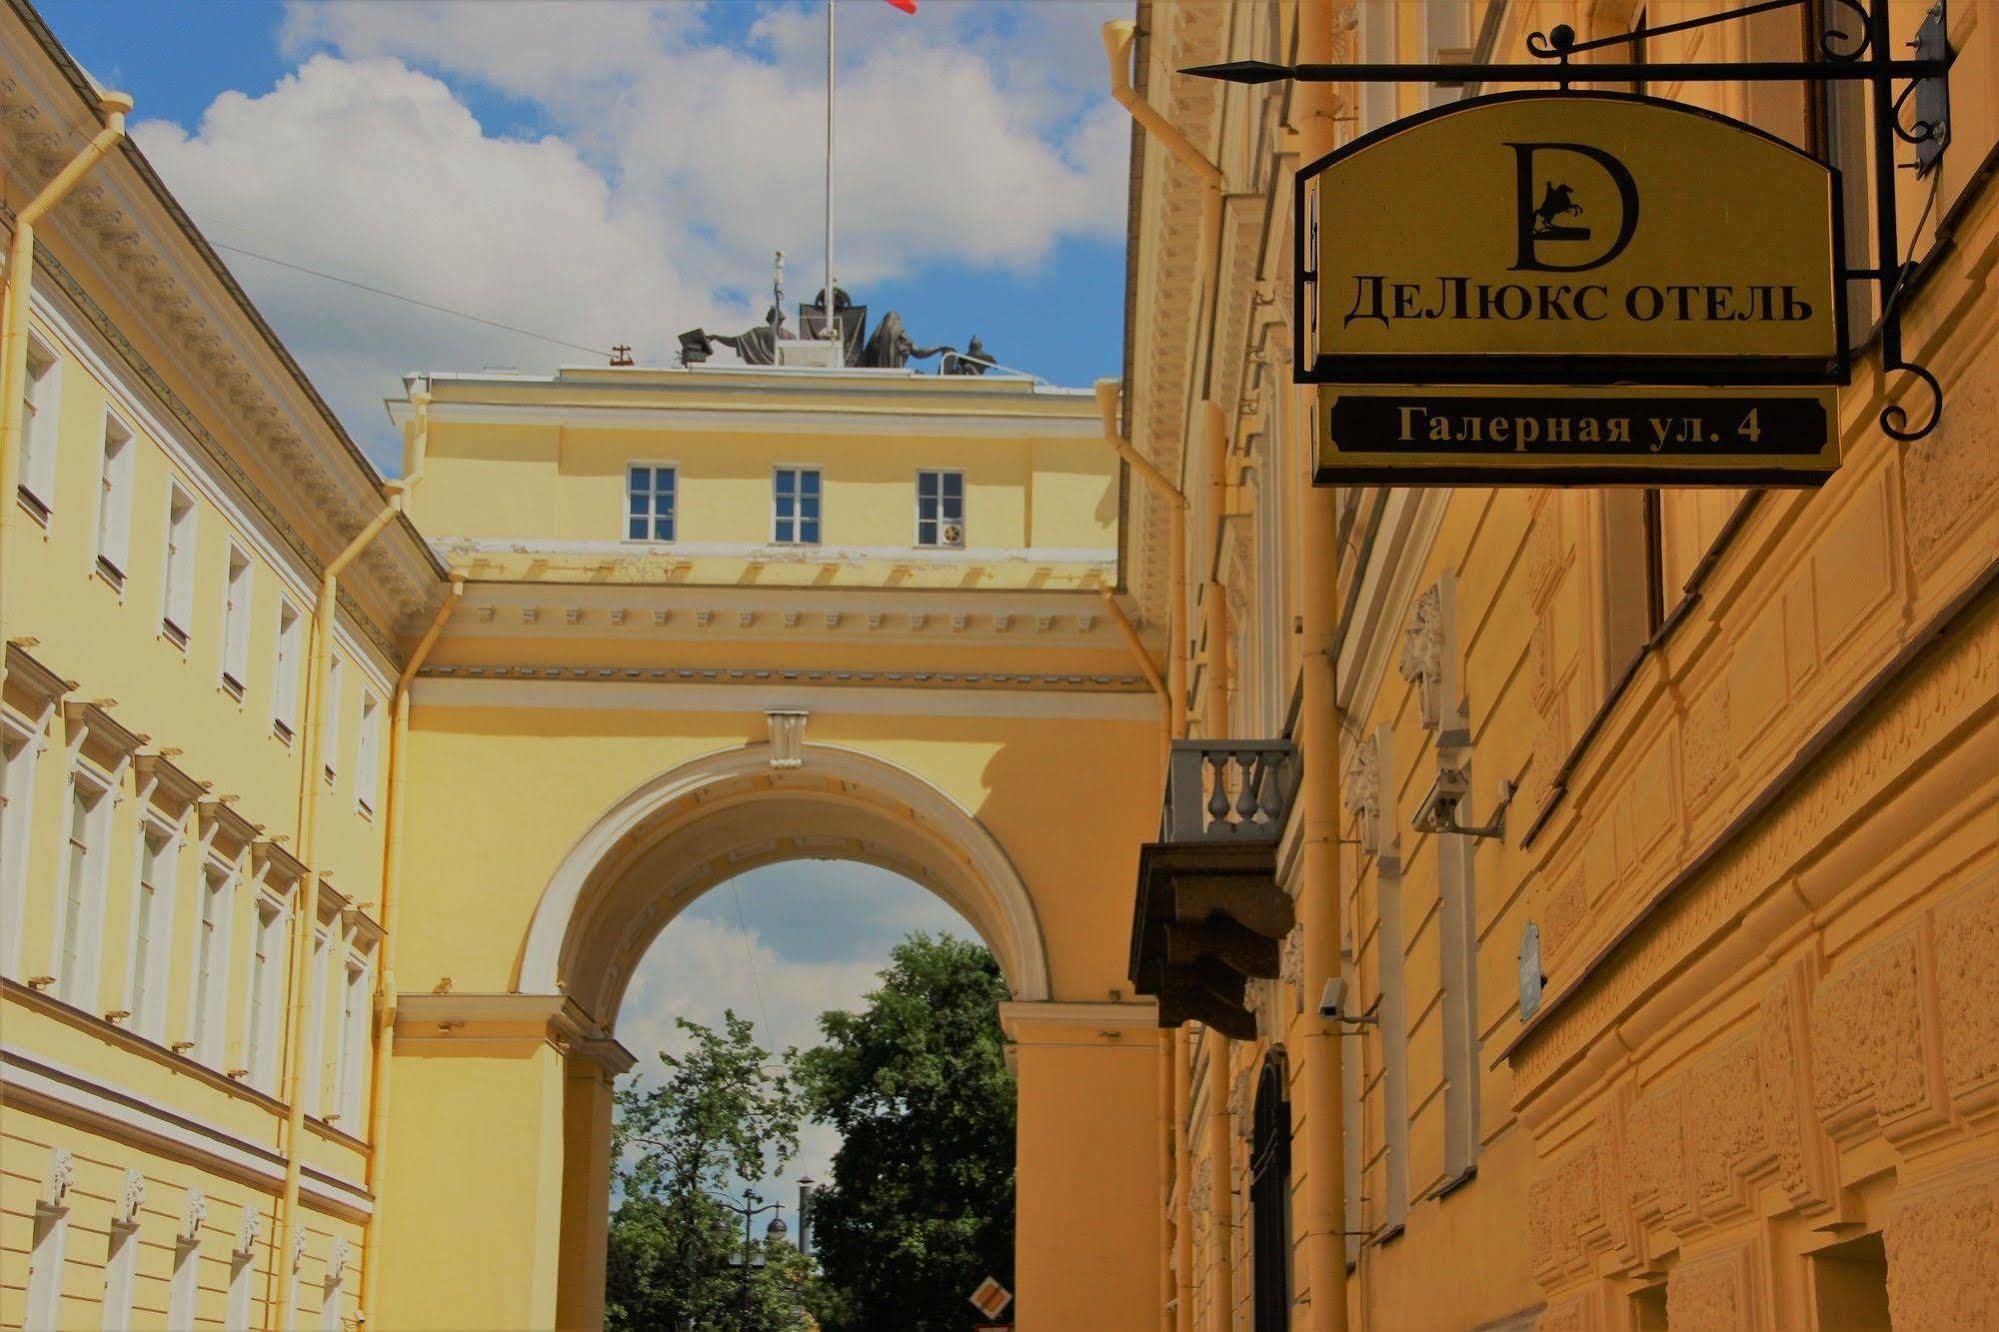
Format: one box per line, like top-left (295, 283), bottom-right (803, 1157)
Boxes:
top-left (1187, 0), bottom-right (1957, 440)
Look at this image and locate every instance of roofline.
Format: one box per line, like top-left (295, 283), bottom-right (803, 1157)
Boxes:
top-left (9, 0), bottom-right (398, 505)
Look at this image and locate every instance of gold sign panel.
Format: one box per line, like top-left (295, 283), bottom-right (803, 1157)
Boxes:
top-left (1315, 385), bottom-right (1840, 486)
top-left (1307, 92), bottom-right (1843, 382)
top-left (1299, 91), bottom-right (1847, 484)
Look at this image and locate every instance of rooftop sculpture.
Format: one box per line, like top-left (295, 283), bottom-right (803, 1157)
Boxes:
top-left (678, 262), bottom-right (994, 374)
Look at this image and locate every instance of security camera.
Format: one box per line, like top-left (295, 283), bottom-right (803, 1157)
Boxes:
top-left (1319, 977), bottom-right (1378, 1024)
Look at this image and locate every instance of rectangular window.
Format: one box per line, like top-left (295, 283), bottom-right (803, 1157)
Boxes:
top-left (246, 897), bottom-right (284, 1091)
top-left (322, 656), bottom-right (343, 786)
top-left (355, 692), bottom-right (380, 816)
top-left (129, 823), bottom-right (177, 1039)
top-left (222, 545), bottom-right (253, 698)
top-left (190, 862), bottom-right (232, 1062)
top-left (161, 484), bottom-right (197, 646)
top-left (626, 464), bottom-right (676, 542)
top-left (1, 722), bottom-right (40, 978)
top-left (103, 1214), bottom-right (141, 1330)
top-left (305, 924), bottom-right (331, 1112)
top-left (773, 467), bottom-right (820, 545)
top-left (19, 335), bottom-right (61, 519)
top-left (916, 470), bottom-right (965, 548)
top-left (333, 954), bottom-right (368, 1124)
top-left (226, 1244), bottom-right (255, 1332)
top-left (168, 1233), bottom-right (201, 1329)
top-left (95, 412), bottom-right (136, 584)
top-left (273, 600), bottom-right (302, 742)
top-left (56, 775), bottom-right (110, 1009)
top-left (24, 1199), bottom-right (69, 1329)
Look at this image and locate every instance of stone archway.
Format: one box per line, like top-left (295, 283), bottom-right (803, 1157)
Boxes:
top-left (510, 742), bottom-right (1053, 1328)
top-left (518, 741), bottom-right (1052, 1029)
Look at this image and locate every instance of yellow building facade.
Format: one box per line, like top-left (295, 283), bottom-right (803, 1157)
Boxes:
top-left (6, 0), bottom-right (1999, 1329)
top-left (1115, 0), bottom-right (1999, 1330)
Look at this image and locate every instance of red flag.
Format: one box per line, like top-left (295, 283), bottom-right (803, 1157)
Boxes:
top-left (883, 0), bottom-right (917, 11)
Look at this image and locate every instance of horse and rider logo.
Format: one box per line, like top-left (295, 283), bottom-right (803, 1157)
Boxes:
top-left (1506, 141), bottom-right (1641, 273)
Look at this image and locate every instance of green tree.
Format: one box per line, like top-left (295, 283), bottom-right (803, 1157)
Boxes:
top-left (605, 1011), bottom-right (815, 1332)
top-left (800, 933), bottom-right (1016, 1332)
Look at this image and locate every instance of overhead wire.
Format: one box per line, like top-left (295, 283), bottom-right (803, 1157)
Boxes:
top-left (207, 239), bottom-right (615, 359)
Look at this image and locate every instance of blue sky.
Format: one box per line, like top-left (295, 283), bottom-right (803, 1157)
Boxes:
top-left (40, 0), bottom-right (1130, 469)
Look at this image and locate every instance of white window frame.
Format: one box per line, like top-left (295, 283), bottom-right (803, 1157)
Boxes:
top-left (226, 1243), bottom-right (256, 1332)
top-left (333, 944), bottom-right (372, 1125)
top-left (624, 461), bottom-right (678, 543)
top-left (1, 711), bottom-right (47, 979)
top-left (103, 1210), bottom-right (142, 1330)
top-left (24, 1198), bottom-right (69, 1328)
top-left (305, 919), bottom-right (332, 1114)
top-left (273, 598), bottom-right (303, 743)
top-left (245, 890), bottom-right (289, 1093)
top-left (1366, 726), bottom-right (1412, 1234)
top-left (53, 763), bottom-right (116, 1010)
top-left (161, 482), bottom-right (198, 648)
top-left (19, 330), bottom-right (62, 521)
top-left (127, 815), bottom-right (182, 1041)
top-left (321, 656), bottom-right (344, 786)
top-left (915, 469), bottom-right (965, 549)
top-left (168, 1230), bottom-right (202, 1329)
top-left (771, 466), bottom-right (821, 546)
top-left (94, 408), bottom-right (137, 587)
top-left (221, 543), bottom-right (254, 699)
top-left (354, 691), bottom-right (381, 817)
top-left (188, 856), bottom-right (237, 1065)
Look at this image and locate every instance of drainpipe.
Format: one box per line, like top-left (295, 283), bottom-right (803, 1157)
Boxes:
top-left (1293, 4), bottom-right (1351, 1328)
top-left (1097, 379), bottom-right (1189, 754)
top-left (0, 89), bottom-right (132, 685)
top-left (357, 567), bottom-right (462, 1325)
top-left (273, 387), bottom-right (432, 1330)
top-left (1103, 20), bottom-right (1225, 276)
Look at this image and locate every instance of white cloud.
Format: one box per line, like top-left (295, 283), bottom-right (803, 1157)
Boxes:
top-left (617, 911), bottom-right (884, 1195)
top-left (133, 1), bottom-right (1129, 467)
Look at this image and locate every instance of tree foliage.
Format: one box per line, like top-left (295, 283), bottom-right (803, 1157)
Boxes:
top-left (604, 1012), bottom-right (814, 1332)
top-left (798, 933), bottom-right (1016, 1332)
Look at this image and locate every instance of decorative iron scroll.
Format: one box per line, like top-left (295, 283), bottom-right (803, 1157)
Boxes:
top-left (1188, 0), bottom-right (1956, 443)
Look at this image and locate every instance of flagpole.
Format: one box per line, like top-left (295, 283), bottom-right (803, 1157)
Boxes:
top-left (824, 0), bottom-right (836, 342)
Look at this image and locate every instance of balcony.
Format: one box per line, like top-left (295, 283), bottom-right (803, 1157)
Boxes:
top-left (1129, 741), bottom-right (1300, 1039)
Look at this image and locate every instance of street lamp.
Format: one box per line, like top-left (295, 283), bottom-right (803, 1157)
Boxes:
top-left (714, 1190), bottom-right (786, 1321)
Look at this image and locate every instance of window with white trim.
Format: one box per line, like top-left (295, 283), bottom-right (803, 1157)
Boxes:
top-left (103, 1206), bottom-right (141, 1330)
top-left (19, 334), bottom-right (61, 519)
top-left (95, 412), bottom-right (136, 585)
top-left (772, 467), bottom-right (820, 545)
top-left (322, 1261), bottom-right (346, 1332)
top-left (321, 656), bottom-right (343, 786)
top-left (128, 820), bottom-right (178, 1040)
top-left (168, 1228), bottom-right (202, 1329)
top-left (1, 718), bottom-right (42, 979)
top-left (221, 545), bottom-right (253, 698)
top-left (333, 948), bottom-right (371, 1125)
top-left (55, 769), bottom-right (113, 1009)
top-left (305, 920), bottom-right (331, 1113)
top-left (355, 692), bottom-right (380, 817)
top-left (626, 464), bottom-right (676, 541)
top-left (161, 484), bottom-right (197, 647)
top-left (245, 895), bottom-right (286, 1092)
top-left (226, 1241), bottom-right (256, 1332)
top-left (189, 860), bottom-right (234, 1063)
top-left (915, 470), bottom-right (964, 548)
top-left (273, 600), bottom-right (302, 742)
top-left (24, 1194), bottom-right (69, 1328)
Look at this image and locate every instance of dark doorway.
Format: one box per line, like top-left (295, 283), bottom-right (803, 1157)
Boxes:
top-left (1250, 1052), bottom-right (1292, 1332)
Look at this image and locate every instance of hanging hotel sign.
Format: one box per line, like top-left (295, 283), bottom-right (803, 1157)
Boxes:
top-left (1299, 92), bottom-right (1846, 485)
